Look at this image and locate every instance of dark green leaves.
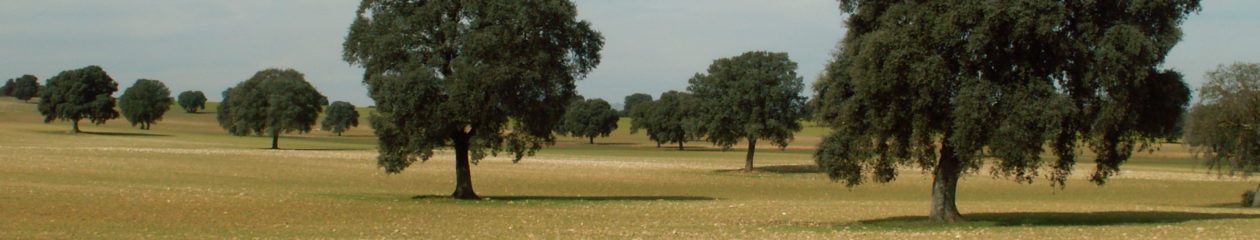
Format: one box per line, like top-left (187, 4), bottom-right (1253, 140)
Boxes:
top-left (630, 91), bottom-right (694, 148)
top-left (1186, 63), bottom-right (1260, 176)
top-left (557, 98), bottom-right (619, 143)
top-left (321, 101), bottom-right (360, 136)
top-left (37, 66), bottom-right (120, 131)
top-left (815, 0), bottom-right (1200, 187)
top-left (687, 51), bottom-right (806, 150)
top-left (177, 90), bottom-right (207, 113)
top-left (11, 75), bottom-right (40, 102)
top-left (344, 0), bottom-right (604, 172)
top-left (217, 69), bottom-right (324, 141)
top-left (118, 79), bottom-right (173, 130)
top-left (623, 93), bottom-right (652, 116)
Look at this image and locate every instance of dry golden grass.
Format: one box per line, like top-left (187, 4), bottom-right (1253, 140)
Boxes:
top-left (1, 98), bottom-right (1258, 239)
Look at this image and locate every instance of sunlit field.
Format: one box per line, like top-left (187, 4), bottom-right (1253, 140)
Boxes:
top-left (1, 98), bottom-right (1257, 239)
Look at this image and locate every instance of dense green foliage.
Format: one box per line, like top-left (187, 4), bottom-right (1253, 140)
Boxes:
top-left (11, 75), bottom-right (40, 102)
top-left (177, 90), bottom-right (207, 113)
top-left (36, 66), bottom-right (120, 133)
top-left (321, 101), bottom-right (360, 136)
top-left (343, 0), bottom-right (604, 199)
top-left (688, 51), bottom-right (805, 171)
top-left (0, 79), bottom-right (13, 96)
top-left (629, 91), bottom-right (694, 149)
top-left (118, 79), bottom-right (173, 130)
top-left (558, 98), bottom-right (620, 144)
top-left (815, 0), bottom-right (1200, 223)
top-left (622, 93), bottom-right (652, 116)
top-left (217, 69), bottom-right (325, 149)
top-left (1186, 63), bottom-right (1260, 176)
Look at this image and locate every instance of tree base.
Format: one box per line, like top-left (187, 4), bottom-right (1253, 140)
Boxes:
top-left (451, 189), bottom-right (481, 200)
top-left (928, 212), bottom-right (966, 224)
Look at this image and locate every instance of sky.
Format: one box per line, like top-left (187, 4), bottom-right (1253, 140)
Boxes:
top-left (1, 1), bottom-right (1257, 108)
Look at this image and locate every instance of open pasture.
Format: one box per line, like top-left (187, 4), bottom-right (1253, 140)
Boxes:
top-left (0, 98), bottom-right (1257, 239)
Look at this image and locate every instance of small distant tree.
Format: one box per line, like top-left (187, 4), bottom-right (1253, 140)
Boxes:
top-left (1186, 63), bottom-right (1260, 176)
top-left (558, 98), bottom-right (620, 144)
top-left (37, 66), bottom-right (120, 133)
top-left (1, 79), bottom-right (15, 96)
top-left (177, 90), bottom-right (208, 113)
top-left (321, 101), bottom-right (360, 136)
top-left (630, 91), bottom-right (694, 150)
top-left (688, 51), bottom-right (806, 171)
top-left (623, 93), bottom-right (652, 116)
top-left (217, 68), bottom-right (325, 149)
top-left (118, 79), bottom-right (173, 130)
top-left (13, 75), bottom-right (41, 102)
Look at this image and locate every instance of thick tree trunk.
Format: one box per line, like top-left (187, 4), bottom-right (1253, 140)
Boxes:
top-left (72, 119), bottom-right (81, 133)
top-left (678, 141), bottom-right (685, 151)
top-left (589, 137), bottom-right (595, 144)
top-left (451, 133), bottom-right (480, 200)
top-left (744, 138), bottom-right (757, 172)
top-left (929, 139), bottom-right (965, 223)
top-left (271, 133), bottom-right (280, 149)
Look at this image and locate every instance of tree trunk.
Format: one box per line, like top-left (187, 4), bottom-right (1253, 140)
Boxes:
top-left (451, 133), bottom-right (480, 200)
top-left (929, 139), bottom-right (965, 223)
top-left (72, 119), bottom-right (81, 133)
top-left (1252, 184), bottom-right (1260, 207)
top-left (678, 141), bottom-right (685, 151)
top-left (271, 133), bottom-right (280, 149)
top-left (744, 138), bottom-right (757, 172)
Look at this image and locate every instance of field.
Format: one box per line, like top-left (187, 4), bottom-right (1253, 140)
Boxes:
top-left (1, 97), bottom-right (1258, 239)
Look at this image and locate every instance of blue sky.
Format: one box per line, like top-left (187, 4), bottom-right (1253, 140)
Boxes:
top-left (1, 1), bottom-right (1256, 107)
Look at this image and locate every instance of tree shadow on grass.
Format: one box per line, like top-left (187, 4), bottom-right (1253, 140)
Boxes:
top-left (255, 148), bottom-right (370, 151)
top-left (857, 211), bottom-right (1260, 228)
top-left (411, 195), bottom-right (717, 202)
top-left (714, 164), bottom-right (821, 174)
top-left (592, 142), bottom-right (637, 146)
top-left (80, 131), bottom-right (170, 137)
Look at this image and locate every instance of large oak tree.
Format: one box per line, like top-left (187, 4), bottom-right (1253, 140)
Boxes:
top-left (688, 51), bottom-right (806, 171)
top-left (37, 66), bottom-right (120, 133)
top-left (343, 0), bottom-right (604, 199)
top-left (217, 69), bottom-right (325, 149)
top-left (814, 0), bottom-right (1199, 223)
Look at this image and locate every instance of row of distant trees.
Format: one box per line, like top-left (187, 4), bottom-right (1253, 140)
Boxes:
top-left (11, 66), bottom-right (361, 148)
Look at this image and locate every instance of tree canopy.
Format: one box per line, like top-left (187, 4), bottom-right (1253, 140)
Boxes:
top-left (37, 66), bottom-right (120, 133)
top-left (0, 79), bottom-right (13, 97)
top-left (343, 0), bottom-right (604, 199)
top-left (177, 90), bottom-right (208, 113)
top-left (321, 101), bottom-right (360, 136)
top-left (217, 68), bottom-right (325, 149)
top-left (558, 98), bottom-right (620, 144)
top-left (1186, 63), bottom-right (1260, 176)
top-left (12, 75), bottom-right (40, 102)
top-left (629, 91), bottom-right (694, 150)
top-left (814, 0), bottom-right (1200, 223)
top-left (688, 51), bottom-right (806, 171)
top-left (118, 79), bottom-right (173, 130)
top-left (623, 93), bottom-right (652, 116)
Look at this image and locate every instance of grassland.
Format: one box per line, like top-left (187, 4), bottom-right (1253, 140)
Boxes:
top-left (1, 97), bottom-right (1258, 239)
